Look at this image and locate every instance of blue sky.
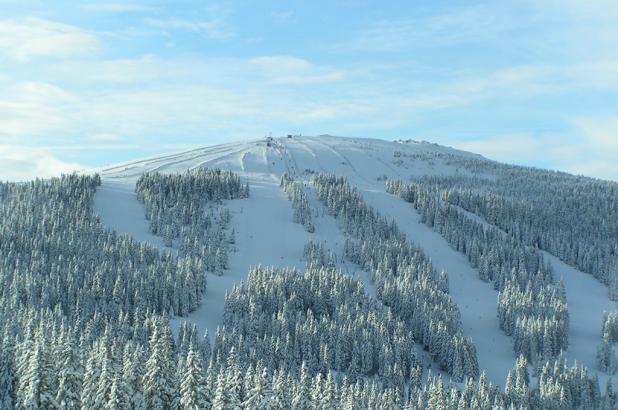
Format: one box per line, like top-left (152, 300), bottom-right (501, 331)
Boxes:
top-left (1, 0), bottom-right (617, 181)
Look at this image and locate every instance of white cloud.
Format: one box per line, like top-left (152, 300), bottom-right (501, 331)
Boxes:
top-left (449, 134), bottom-right (554, 164)
top-left (52, 54), bottom-right (345, 87)
top-left (0, 55), bottom-right (344, 149)
top-left (0, 56), bottom-right (555, 154)
top-left (564, 160), bottom-right (617, 181)
top-left (50, 54), bottom-right (179, 84)
top-left (0, 81), bottom-right (79, 137)
top-left (250, 56), bottom-right (344, 85)
top-left (80, 2), bottom-right (152, 13)
top-left (0, 17), bottom-right (99, 61)
top-left (332, 0), bottom-right (618, 70)
top-left (332, 3), bottom-right (521, 53)
top-left (251, 56), bottom-right (314, 71)
top-left (0, 145), bottom-right (82, 182)
top-left (85, 134), bottom-right (126, 142)
top-left (144, 17), bottom-right (232, 40)
top-left (272, 72), bottom-right (345, 85)
top-left (566, 59), bottom-right (618, 90)
top-left (445, 118), bottom-right (618, 181)
top-left (572, 117), bottom-right (618, 153)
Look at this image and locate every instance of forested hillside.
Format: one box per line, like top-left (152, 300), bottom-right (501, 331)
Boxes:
top-left (1, 135), bottom-right (616, 409)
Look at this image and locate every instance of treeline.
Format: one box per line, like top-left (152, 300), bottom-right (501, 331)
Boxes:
top-left (386, 180), bottom-right (569, 364)
top-left (280, 173), bottom-right (314, 232)
top-left (303, 240), bottom-right (337, 269)
top-left (312, 174), bottom-right (479, 382)
top-left (0, 173), bottom-right (615, 409)
top-left (0, 174), bottom-right (206, 408)
top-left (219, 266), bottom-right (422, 389)
top-left (396, 171), bottom-right (618, 299)
top-left (135, 169), bottom-right (248, 273)
top-left (598, 311), bottom-right (618, 374)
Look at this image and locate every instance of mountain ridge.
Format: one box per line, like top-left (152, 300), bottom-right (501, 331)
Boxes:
top-left (87, 135), bottom-right (486, 180)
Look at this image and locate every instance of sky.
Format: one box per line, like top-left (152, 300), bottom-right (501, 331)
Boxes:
top-left (1, 0), bottom-right (617, 181)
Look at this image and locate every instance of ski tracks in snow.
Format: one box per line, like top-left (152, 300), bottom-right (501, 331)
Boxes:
top-left (357, 187), bottom-right (516, 385)
top-left (449, 203), bottom-right (618, 386)
top-left (92, 136), bottom-right (616, 387)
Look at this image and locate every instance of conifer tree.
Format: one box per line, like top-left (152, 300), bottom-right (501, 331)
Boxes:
top-left (179, 346), bottom-right (209, 410)
top-left (143, 320), bottom-right (177, 409)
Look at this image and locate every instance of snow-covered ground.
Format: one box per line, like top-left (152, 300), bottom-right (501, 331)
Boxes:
top-left (92, 135), bottom-right (615, 386)
top-left (277, 137), bottom-right (516, 383)
top-left (543, 252), bottom-right (616, 386)
top-left (360, 188), bottom-right (516, 384)
top-left (94, 138), bottom-right (371, 343)
top-left (94, 180), bottom-right (168, 251)
top-left (450, 200), bottom-right (618, 386)
top-left (172, 174), bottom-right (309, 340)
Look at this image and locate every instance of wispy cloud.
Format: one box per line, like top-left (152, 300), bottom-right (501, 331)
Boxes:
top-left (449, 134), bottom-right (557, 165)
top-left (250, 56), bottom-right (344, 85)
top-left (0, 17), bottom-right (99, 61)
top-left (85, 134), bottom-right (126, 142)
top-left (566, 59), bottom-right (618, 90)
top-left (332, 3), bottom-right (521, 53)
top-left (0, 145), bottom-right (82, 182)
top-left (80, 2), bottom-right (153, 13)
top-left (271, 11), bottom-right (295, 25)
top-left (572, 116), bottom-right (618, 154)
top-left (0, 81), bottom-right (79, 138)
top-left (51, 54), bottom-right (162, 84)
top-left (144, 17), bottom-right (232, 40)
top-left (446, 116), bottom-right (618, 181)
top-left (0, 54), bottom-right (345, 145)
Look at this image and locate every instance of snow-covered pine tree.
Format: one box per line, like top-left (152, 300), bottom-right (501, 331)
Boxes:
top-left (179, 345), bottom-right (210, 409)
top-left (143, 319), bottom-right (178, 409)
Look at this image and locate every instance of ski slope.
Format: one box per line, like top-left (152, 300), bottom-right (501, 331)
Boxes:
top-left (543, 251), bottom-right (616, 387)
top-left (448, 200), bottom-right (618, 387)
top-left (94, 180), bottom-right (169, 251)
top-left (93, 138), bottom-right (373, 343)
top-left (91, 135), bottom-right (615, 386)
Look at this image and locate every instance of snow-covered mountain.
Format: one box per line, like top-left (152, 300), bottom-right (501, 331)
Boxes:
top-left (92, 135), bottom-right (616, 387)
top-left (3, 135), bottom-right (616, 409)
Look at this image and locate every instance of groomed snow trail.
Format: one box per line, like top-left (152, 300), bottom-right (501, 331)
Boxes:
top-left (94, 180), bottom-right (168, 251)
top-left (95, 142), bottom-right (314, 340)
top-left (285, 138), bottom-right (512, 384)
top-left (91, 135), bottom-right (615, 386)
top-left (543, 252), bottom-right (616, 386)
top-left (172, 141), bottom-right (382, 340)
top-left (94, 138), bottom-right (373, 342)
top-left (362, 188), bottom-right (516, 384)
top-left (175, 175), bottom-right (310, 340)
top-left (453, 200), bottom-right (617, 385)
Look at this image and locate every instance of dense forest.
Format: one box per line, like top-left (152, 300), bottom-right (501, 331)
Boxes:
top-left (386, 179), bottom-right (569, 365)
top-left (386, 158), bottom-right (618, 298)
top-left (0, 175), bottom-right (206, 408)
top-left (135, 169), bottom-right (249, 273)
top-left (0, 169), bottom-right (615, 409)
top-left (280, 173), bottom-right (315, 233)
top-left (311, 173), bottom-right (479, 381)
